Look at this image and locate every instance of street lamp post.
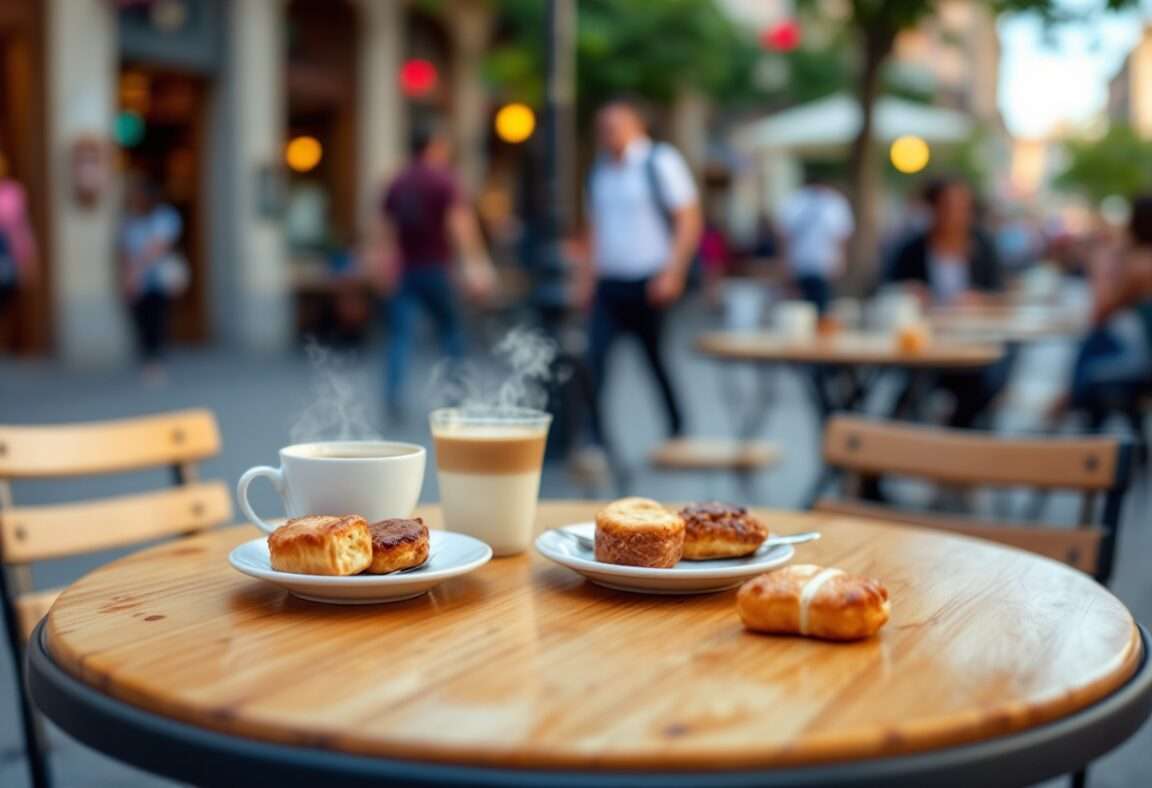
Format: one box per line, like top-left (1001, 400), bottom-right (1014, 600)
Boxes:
top-left (533, 0), bottom-right (576, 331)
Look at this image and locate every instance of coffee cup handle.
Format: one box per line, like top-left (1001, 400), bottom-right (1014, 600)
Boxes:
top-left (237, 466), bottom-right (286, 535)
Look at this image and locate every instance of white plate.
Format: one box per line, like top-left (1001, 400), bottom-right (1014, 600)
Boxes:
top-left (534, 522), bottom-right (794, 595)
top-left (228, 530), bottom-right (492, 604)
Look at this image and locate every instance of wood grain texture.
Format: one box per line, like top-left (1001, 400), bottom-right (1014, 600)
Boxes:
top-left (44, 502), bottom-right (1141, 770)
top-left (823, 416), bottom-right (1120, 490)
top-left (1, 482), bottom-right (232, 563)
top-left (696, 331), bottom-right (1003, 368)
top-left (812, 499), bottom-right (1102, 574)
top-left (0, 409), bottom-right (221, 478)
top-left (649, 439), bottom-right (778, 471)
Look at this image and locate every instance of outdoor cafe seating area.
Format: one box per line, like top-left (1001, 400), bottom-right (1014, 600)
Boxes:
top-left (2, 276), bottom-right (1149, 788)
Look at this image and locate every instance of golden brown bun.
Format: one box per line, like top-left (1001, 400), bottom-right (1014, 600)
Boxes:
top-left (737, 564), bottom-right (890, 641)
top-left (268, 515), bottom-right (372, 576)
top-left (679, 502), bottom-right (767, 559)
top-left (594, 497), bottom-right (684, 568)
top-left (365, 518), bottom-right (430, 574)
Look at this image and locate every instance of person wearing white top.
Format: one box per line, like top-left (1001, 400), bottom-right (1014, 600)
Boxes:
top-left (576, 100), bottom-right (702, 448)
top-left (774, 179), bottom-right (854, 313)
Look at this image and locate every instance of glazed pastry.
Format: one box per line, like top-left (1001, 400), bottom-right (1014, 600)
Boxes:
top-left (268, 515), bottom-right (372, 576)
top-left (595, 497), bottom-right (685, 568)
top-left (679, 502), bottom-right (767, 559)
top-left (365, 518), bottom-right (430, 574)
top-left (737, 564), bottom-right (890, 641)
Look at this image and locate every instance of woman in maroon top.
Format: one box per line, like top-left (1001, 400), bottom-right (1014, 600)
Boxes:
top-left (374, 127), bottom-right (494, 418)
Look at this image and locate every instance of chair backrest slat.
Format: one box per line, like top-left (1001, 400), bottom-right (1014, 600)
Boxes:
top-left (812, 499), bottom-right (1102, 574)
top-left (0, 481), bottom-right (232, 564)
top-left (823, 417), bottom-right (1118, 490)
top-left (0, 409), bottom-right (220, 478)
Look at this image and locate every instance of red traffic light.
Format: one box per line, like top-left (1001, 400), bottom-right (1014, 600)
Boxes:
top-left (400, 58), bottom-right (438, 98)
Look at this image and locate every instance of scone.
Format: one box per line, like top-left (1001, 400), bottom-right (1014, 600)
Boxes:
top-left (365, 518), bottom-right (430, 574)
top-left (679, 502), bottom-right (767, 559)
top-left (595, 497), bottom-right (684, 568)
top-left (737, 564), bottom-right (890, 641)
top-left (267, 515), bottom-right (372, 576)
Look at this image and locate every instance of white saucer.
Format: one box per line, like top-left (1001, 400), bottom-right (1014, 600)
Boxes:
top-left (534, 522), bottom-right (794, 594)
top-left (229, 530), bottom-right (492, 604)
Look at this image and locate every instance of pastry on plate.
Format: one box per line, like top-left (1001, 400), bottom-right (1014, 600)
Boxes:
top-left (679, 502), bottom-right (767, 559)
top-left (268, 515), bottom-right (372, 576)
top-left (366, 518), bottom-right (430, 574)
top-left (595, 497), bottom-right (685, 568)
top-left (737, 564), bottom-right (890, 641)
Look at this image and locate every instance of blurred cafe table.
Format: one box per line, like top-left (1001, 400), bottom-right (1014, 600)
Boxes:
top-left (928, 302), bottom-right (1088, 344)
top-left (29, 502), bottom-right (1151, 788)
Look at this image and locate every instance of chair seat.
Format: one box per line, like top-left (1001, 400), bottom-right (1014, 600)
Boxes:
top-left (650, 438), bottom-right (778, 471)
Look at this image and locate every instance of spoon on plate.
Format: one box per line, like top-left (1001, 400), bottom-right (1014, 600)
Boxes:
top-left (556, 529), bottom-right (821, 555)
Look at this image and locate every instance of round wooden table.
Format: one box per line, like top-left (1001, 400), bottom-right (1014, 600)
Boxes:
top-left (29, 502), bottom-right (1152, 788)
top-left (695, 331), bottom-right (1003, 368)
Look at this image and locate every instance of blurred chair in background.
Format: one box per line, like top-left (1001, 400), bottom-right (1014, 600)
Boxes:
top-left (0, 409), bottom-right (232, 788)
top-left (813, 416), bottom-right (1132, 584)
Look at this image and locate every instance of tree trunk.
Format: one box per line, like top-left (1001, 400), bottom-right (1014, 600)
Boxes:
top-left (844, 28), bottom-right (895, 296)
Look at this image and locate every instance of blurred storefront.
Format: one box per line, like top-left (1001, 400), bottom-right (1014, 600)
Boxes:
top-left (0, 0), bottom-right (48, 354)
top-left (20, 0), bottom-right (491, 365)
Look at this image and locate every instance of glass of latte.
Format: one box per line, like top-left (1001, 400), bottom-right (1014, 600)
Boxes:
top-left (429, 407), bottom-right (551, 556)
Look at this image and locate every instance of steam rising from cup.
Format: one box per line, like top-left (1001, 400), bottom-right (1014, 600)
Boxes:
top-left (430, 326), bottom-right (560, 412)
top-left (289, 340), bottom-right (381, 445)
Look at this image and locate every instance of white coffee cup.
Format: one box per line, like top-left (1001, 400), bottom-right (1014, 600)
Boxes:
top-left (775, 300), bottom-right (818, 340)
top-left (237, 441), bottom-right (426, 534)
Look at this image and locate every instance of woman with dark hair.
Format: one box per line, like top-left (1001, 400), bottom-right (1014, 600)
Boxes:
top-left (886, 177), bottom-right (1007, 429)
top-left (887, 177), bottom-right (1002, 305)
top-left (1055, 196), bottom-right (1152, 431)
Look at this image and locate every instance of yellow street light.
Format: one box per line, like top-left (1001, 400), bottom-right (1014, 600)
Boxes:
top-left (285, 135), bottom-right (323, 173)
top-left (495, 103), bottom-right (536, 144)
top-left (889, 135), bottom-right (930, 174)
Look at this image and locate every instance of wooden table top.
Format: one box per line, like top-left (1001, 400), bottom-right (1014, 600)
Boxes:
top-left (45, 502), bottom-right (1141, 771)
top-left (697, 331), bottom-right (1003, 368)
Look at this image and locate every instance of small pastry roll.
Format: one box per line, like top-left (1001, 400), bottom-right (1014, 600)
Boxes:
top-left (365, 518), bottom-right (430, 574)
top-left (737, 564), bottom-right (890, 641)
top-left (679, 502), bottom-right (767, 559)
top-left (268, 515), bottom-right (372, 576)
top-left (595, 497), bottom-right (685, 568)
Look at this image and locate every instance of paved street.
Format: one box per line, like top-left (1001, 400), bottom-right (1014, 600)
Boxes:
top-left (0, 302), bottom-right (1148, 787)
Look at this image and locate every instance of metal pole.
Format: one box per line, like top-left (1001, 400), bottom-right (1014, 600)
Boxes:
top-left (534, 0), bottom-right (576, 327)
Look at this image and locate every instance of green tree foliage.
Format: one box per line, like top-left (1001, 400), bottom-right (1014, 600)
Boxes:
top-left (1056, 125), bottom-right (1152, 203)
top-left (487, 0), bottom-right (761, 114)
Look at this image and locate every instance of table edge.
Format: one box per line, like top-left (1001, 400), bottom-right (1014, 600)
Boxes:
top-left (28, 620), bottom-right (1152, 788)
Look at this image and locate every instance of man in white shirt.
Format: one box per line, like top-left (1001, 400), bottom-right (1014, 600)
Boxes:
top-left (775, 177), bottom-right (855, 313)
top-left (576, 100), bottom-right (702, 447)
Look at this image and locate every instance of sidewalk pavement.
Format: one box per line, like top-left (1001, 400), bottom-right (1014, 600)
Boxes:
top-left (0, 304), bottom-right (1147, 787)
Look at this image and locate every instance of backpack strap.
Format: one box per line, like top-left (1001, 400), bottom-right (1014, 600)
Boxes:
top-left (644, 143), bottom-right (675, 234)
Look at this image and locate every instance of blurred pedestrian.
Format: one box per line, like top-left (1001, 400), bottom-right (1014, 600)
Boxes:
top-left (374, 125), bottom-right (495, 419)
top-left (775, 174), bottom-right (854, 314)
top-left (120, 174), bottom-right (186, 382)
top-left (888, 177), bottom-right (1002, 306)
top-left (887, 177), bottom-right (1006, 429)
top-left (1054, 195), bottom-right (1152, 433)
top-left (0, 150), bottom-right (38, 350)
top-left (575, 99), bottom-right (702, 450)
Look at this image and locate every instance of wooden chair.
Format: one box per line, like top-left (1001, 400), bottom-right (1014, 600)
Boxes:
top-left (813, 416), bottom-right (1132, 584)
top-left (0, 409), bottom-right (233, 788)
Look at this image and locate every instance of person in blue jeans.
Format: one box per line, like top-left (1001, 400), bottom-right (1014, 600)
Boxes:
top-left (373, 126), bottom-right (494, 418)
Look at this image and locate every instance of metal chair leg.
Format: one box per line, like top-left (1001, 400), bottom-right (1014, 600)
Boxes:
top-left (1070, 765), bottom-right (1088, 788)
top-left (17, 660), bottom-right (53, 788)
